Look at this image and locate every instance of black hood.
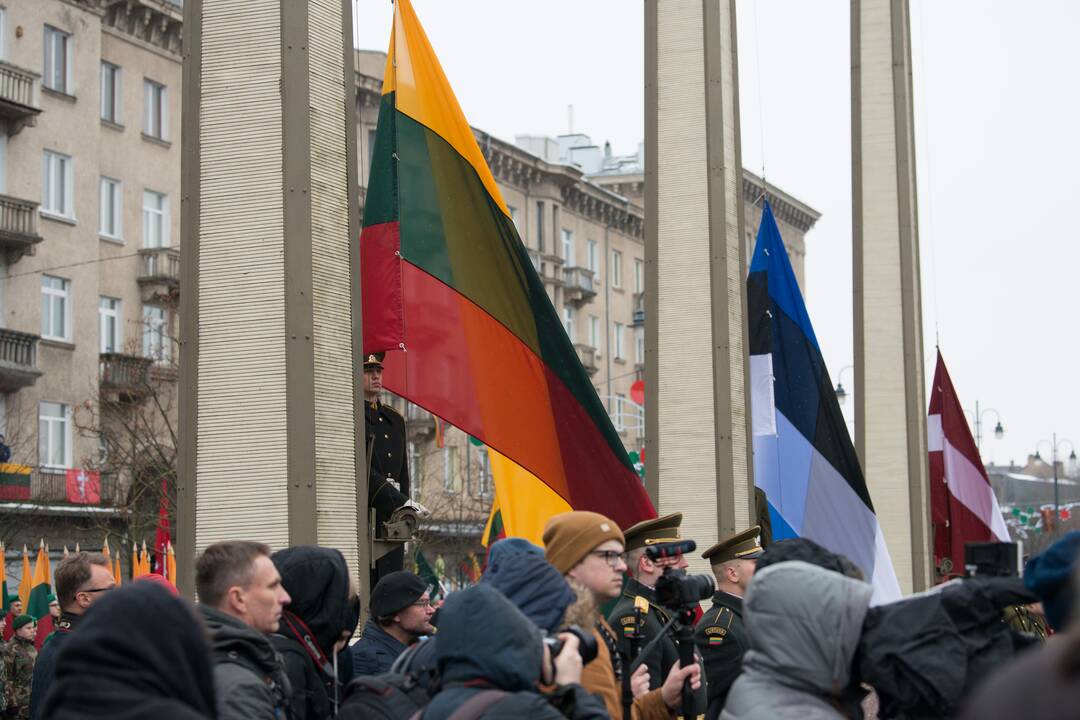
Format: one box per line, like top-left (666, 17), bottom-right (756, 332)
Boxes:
top-left (272, 545), bottom-right (358, 652)
top-left (41, 583), bottom-right (216, 720)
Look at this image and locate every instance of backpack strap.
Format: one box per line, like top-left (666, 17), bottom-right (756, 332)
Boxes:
top-left (446, 689), bottom-right (510, 720)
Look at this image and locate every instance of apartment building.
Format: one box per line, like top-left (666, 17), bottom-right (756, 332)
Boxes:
top-left (0, 0), bottom-right (182, 555)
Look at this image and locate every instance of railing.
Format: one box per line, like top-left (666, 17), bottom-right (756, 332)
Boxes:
top-left (138, 246), bottom-right (180, 282)
top-left (0, 194), bottom-right (41, 243)
top-left (100, 353), bottom-right (153, 394)
top-left (0, 328), bottom-right (41, 392)
top-left (0, 62), bottom-right (37, 110)
top-left (30, 470), bottom-right (123, 506)
top-left (563, 266), bottom-right (596, 294)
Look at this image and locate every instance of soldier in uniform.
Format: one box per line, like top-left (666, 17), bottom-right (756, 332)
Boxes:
top-left (607, 512), bottom-right (708, 719)
top-left (3, 615), bottom-right (36, 718)
top-left (363, 352), bottom-right (425, 587)
top-left (694, 526), bottom-right (763, 720)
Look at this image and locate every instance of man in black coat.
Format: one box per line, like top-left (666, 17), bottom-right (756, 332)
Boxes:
top-left (29, 552), bottom-right (115, 720)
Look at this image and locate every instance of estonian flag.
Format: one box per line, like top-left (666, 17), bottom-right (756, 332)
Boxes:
top-left (748, 202), bottom-right (901, 604)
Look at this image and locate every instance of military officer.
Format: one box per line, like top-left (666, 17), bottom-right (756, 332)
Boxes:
top-left (607, 512), bottom-right (707, 719)
top-left (4, 615), bottom-right (36, 718)
top-left (694, 526), bottom-right (763, 719)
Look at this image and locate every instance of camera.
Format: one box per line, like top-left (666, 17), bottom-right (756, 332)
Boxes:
top-left (964, 541), bottom-right (1021, 578)
top-left (655, 569), bottom-right (715, 611)
top-left (543, 624), bottom-right (599, 665)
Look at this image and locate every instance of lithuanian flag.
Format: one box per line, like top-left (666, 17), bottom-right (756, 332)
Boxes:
top-left (28, 540), bottom-right (51, 619)
top-left (362, 0), bottom-right (654, 528)
top-left (0, 463), bottom-right (31, 501)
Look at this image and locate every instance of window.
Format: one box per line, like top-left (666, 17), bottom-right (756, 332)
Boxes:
top-left (562, 306), bottom-right (575, 342)
top-left (635, 326), bottom-right (645, 365)
top-left (39, 402), bottom-right (71, 468)
top-left (535, 201), bottom-right (545, 252)
top-left (143, 79), bottom-right (168, 140)
top-left (142, 190), bottom-right (168, 247)
top-left (614, 394), bottom-right (627, 432)
top-left (99, 297), bottom-right (121, 353)
top-left (613, 321), bottom-right (625, 360)
top-left (101, 62), bottom-right (122, 123)
top-left (476, 450), bottom-right (492, 498)
top-left (561, 229), bottom-right (574, 264)
top-left (100, 177), bottom-right (122, 240)
top-left (142, 305), bottom-right (169, 362)
top-left (42, 150), bottom-right (74, 219)
top-left (41, 276), bottom-right (70, 341)
top-left (586, 239), bottom-right (598, 273)
top-left (408, 441), bottom-right (421, 501)
top-left (0, 135), bottom-right (7, 194)
top-left (588, 314), bottom-right (600, 349)
top-left (442, 445), bottom-right (460, 492)
top-left (611, 250), bottom-right (623, 288)
top-left (44, 26), bottom-right (72, 94)
top-left (0, 9), bottom-right (7, 61)
top-left (634, 258), bottom-right (644, 294)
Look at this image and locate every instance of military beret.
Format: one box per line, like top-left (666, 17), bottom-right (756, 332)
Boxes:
top-left (543, 511), bottom-right (626, 574)
top-left (702, 525), bottom-right (764, 565)
top-left (371, 570), bottom-right (427, 618)
top-left (363, 352), bottom-right (386, 369)
top-left (623, 512), bottom-right (683, 552)
top-left (46, 593), bottom-right (58, 605)
top-left (11, 614), bottom-right (33, 631)
top-left (5, 593), bottom-right (19, 605)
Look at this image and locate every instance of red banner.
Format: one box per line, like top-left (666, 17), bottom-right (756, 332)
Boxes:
top-left (65, 469), bottom-right (101, 505)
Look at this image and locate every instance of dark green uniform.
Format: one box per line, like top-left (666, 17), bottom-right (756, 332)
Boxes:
top-left (607, 576), bottom-right (708, 720)
top-left (3, 636), bottom-right (36, 718)
top-left (694, 591), bottom-right (748, 718)
top-left (366, 398), bottom-right (411, 584)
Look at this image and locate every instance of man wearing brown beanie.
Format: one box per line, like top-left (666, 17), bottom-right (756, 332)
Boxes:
top-left (544, 511), bottom-right (702, 719)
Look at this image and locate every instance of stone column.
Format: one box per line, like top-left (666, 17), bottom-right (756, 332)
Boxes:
top-left (177, 0), bottom-right (365, 594)
top-left (852, 0), bottom-right (931, 593)
top-left (644, 0), bottom-right (753, 572)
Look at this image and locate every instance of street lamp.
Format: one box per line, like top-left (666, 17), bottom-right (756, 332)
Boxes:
top-left (834, 365), bottom-right (854, 406)
top-left (1035, 434), bottom-right (1076, 539)
top-left (964, 401), bottom-right (1004, 455)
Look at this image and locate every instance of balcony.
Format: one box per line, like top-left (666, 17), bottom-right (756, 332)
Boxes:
top-left (99, 353), bottom-right (153, 403)
top-left (562, 266), bottom-right (597, 306)
top-left (0, 194), bottom-right (43, 263)
top-left (575, 343), bottom-right (598, 376)
top-left (0, 329), bottom-right (41, 392)
top-left (406, 403), bottom-right (435, 441)
top-left (28, 469), bottom-right (123, 506)
top-left (0, 61), bottom-right (41, 134)
top-left (137, 246), bottom-right (180, 303)
top-left (632, 292), bottom-right (645, 326)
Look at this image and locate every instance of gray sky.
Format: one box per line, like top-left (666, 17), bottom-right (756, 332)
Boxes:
top-left (355, 0), bottom-right (1080, 469)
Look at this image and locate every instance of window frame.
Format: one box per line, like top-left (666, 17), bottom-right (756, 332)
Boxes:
top-left (99, 176), bottom-right (122, 240)
top-left (613, 321), bottom-right (625, 360)
top-left (588, 314), bottom-right (600, 350)
top-left (142, 304), bottom-right (169, 363)
top-left (39, 401), bottom-right (72, 470)
top-left (41, 275), bottom-right (71, 342)
top-left (562, 306), bottom-right (575, 343)
top-left (635, 326), bottom-right (645, 365)
top-left (634, 258), bottom-right (644, 294)
top-left (99, 296), bottom-right (121, 353)
top-left (100, 61), bottom-right (122, 124)
top-left (586, 239), bottom-right (598, 274)
top-left (142, 78), bottom-right (168, 140)
top-left (43, 25), bottom-right (72, 95)
top-left (611, 250), bottom-right (623, 289)
top-left (42, 150), bottom-right (74, 220)
top-left (561, 228), bottom-right (574, 265)
top-left (142, 189), bottom-right (168, 248)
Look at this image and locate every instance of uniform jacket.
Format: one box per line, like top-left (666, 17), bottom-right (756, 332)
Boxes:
top-left (350, 618), bottom-right (407, 677)
top-left (693, 592), bottom-right (748, 718)
top-left (365, 400), bottom-right (410, 521)
top-left (29, 611), bottom-right (82, 720)
top-left (423, 584), bottom-right (608, 720)
top-left (720, 562), bottom-right (873, 720)
top-left (199, 605), bottom-right (292, 720)
top-left (4, 636), bottom-right (36, 716)
top-left (607, 576), bottom-right (707, 718)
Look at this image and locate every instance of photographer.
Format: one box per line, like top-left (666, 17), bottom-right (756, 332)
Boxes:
top-left (421, 583), bottom-right (608, 720)
top-left (544, 511), bottom-right (702, 720)
top-left (609, 513), bottom-right (708, 718)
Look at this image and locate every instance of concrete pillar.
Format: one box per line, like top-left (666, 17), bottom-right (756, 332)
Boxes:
top-left (852, 0), bottom-right (931, 593)
top-left (177, 0), bottom-right (366, 594)
top-left (644, 0), bottom-right (753, 572)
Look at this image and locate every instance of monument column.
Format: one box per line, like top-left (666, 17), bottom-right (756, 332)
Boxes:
top-left (852, 0), bottom-right (931, 593)
top-left (645, 0), bottom-right (753, 570)
top-left (177, 0), bottom-right (366, 593)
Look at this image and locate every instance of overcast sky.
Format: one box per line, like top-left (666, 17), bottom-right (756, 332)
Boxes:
top-left (355, 0), bottom-right (1080, 469)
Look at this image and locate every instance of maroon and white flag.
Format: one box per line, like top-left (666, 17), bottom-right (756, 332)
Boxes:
top-left (928, 351), bottom-right (1009, 578)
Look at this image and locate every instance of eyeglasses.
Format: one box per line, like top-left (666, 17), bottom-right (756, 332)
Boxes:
top-left (589, 550), bottom-right (628, 568)
top-left (412, 599), bottom-right (434, 608)
top-left (77, 587), bottom-right (113, 596)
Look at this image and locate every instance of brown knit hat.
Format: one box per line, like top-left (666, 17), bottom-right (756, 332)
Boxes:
top-left (543, 511), bottom-right (626, 574)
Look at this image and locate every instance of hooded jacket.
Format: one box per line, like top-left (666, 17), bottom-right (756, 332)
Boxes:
top-left (271, 545), bottom-right (360, 720)
top-left (481, 539), bottom-right (575, 634)
top-left (720, 561), bottom-right (873, 720)
top-left (423, 584), bottom-right (609, 720)
top-left (39, 583), bottom-right (216, 720)
top-left (200, 604), bottom-right (291, 719)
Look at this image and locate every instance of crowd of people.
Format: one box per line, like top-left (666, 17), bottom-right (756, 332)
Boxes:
top-left (0, 513), bottom-right (1075, 720)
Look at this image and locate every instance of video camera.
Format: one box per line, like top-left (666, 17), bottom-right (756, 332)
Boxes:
top-left (543, 624), bottom-right (599, 666)
top-left (645, 540), bottom-right (715, 611)
top-left (964, 541), bottom-right (1022, 578)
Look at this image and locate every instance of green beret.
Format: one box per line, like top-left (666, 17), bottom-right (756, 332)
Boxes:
top-left (5, 593), bottom-right (19, 604)
top-left (46, 593), bottom-right (57, 604)
top-left (11, 614), bottom-right (33, 631)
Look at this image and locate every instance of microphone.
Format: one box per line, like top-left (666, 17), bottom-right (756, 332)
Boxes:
top-left (644, 540), bottom-right (696, 561)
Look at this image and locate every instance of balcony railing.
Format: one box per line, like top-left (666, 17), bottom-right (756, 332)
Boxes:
top-left (0, 61), bottom-right (41, 133)
top-left (137, 246), bottom-right (180, 302)
top-left (0, 328), bottom-right (41, 392)
top-left (29, 469), bottom-right (123, 506)
top-left (0, 194), bottom-right (43, 262)
top-left (575, 343), bottom-right (598, 375)
top-left (100, 353), bottom-right (153, 401)
top-left (563, 266), bottom-right (597, 306)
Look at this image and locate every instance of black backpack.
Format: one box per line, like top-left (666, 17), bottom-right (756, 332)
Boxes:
top-left (337, 672), bottom-right (432, 720)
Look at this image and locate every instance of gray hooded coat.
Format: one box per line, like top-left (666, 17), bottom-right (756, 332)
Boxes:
top-left (720, 561), bottom-right (873, 720)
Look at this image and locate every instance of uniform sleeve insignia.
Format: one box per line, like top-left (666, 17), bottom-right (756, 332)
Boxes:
top-left (619, 615), bottom-right (637, 637)
top-left (704, 625), bottom-right (727, 645)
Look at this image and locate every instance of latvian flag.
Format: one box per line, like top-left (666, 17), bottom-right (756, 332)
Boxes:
top-left (748, 202), bottom-right (901, 604)
top-left (928, 351), bottom-right (1010, 578)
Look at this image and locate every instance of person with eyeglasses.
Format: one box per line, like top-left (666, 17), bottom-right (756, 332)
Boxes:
top-left (351, 570), bottom-right (435, 678)
top-left (28, 552), bottom-right (114, 720)
top-left (544, 511), bottom-right (702, 720)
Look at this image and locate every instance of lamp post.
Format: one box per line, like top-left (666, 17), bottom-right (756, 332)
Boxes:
top-left (834, 365), bottom-right (854, 405)
top-left (964, 400), bottom-right (1004, 456)
top-left (1035, 434), bottom-right (1076, 539)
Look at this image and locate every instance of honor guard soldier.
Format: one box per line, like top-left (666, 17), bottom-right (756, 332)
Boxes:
top-left (607, 512), bottom-right (708, 719)
top-left (363, 352), bottom-right (417, 586)
top-left (694, 526), bottom-right (763, 719)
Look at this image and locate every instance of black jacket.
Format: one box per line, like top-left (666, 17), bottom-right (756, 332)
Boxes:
top-left (271, 546), bottom-right (360, 720)
top-left (40, 583), bottom-right (216, 720)
top-left (694, 591), bottom-right (749, 718)
top-left (366, 400), bottom-right (410, 520)
top-left (29, 611), bottom-right (81, 719)
top-left (423, 584), bottom-right (609, 720)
